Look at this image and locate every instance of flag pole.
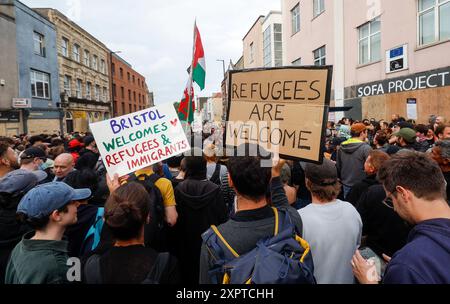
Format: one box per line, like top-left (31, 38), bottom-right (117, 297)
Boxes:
top-left (186, 18), bottom-right (196, 129)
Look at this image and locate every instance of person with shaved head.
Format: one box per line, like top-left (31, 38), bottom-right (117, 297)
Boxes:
top-left (53, 153), bottom-right (75, 182)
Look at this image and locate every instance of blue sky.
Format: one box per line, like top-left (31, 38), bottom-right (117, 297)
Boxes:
top-left (22, 0), bottom-right (281, 105)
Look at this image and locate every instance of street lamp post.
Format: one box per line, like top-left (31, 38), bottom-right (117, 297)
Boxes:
top-left (110, 50), bottom-right (121, 117)
top-left (216, 59), bottom-right (226, 76)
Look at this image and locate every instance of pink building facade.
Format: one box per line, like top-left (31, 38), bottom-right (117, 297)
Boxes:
top-left (281, 0), bottom-right (450, 122)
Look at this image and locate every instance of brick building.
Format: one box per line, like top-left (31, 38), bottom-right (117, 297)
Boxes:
top-left (111, 53), bottom-right (148, 116)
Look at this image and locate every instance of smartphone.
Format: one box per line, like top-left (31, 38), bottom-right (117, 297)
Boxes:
top-left (358, 247), bottom-right (388, 276)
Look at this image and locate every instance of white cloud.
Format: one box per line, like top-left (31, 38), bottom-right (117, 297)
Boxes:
top-left (22, 0), bottom-right (281, 104)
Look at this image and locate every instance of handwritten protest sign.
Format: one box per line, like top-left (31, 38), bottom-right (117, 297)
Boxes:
top-left (225, 66), bottom-right (332, 163)
top-left (90, 103), bottom-right (191, 177)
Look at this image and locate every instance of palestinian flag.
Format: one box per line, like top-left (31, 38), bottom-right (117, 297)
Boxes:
top-left (178, 79), bottom-right (195, 123)
top-left (192, 23), bottom-right (206, 90)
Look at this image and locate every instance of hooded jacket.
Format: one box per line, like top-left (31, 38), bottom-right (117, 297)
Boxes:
top-left (383, 219), bottom-right (450, 284)
top-left (0, 194), bottom-right (32, 284)
top-left (174, 179), bottom-right (228, 283)
top-left (336, 139), bottom-right (372, 187)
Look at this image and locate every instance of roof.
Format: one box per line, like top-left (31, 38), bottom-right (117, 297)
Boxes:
top-left (242, 15), bottom-right (265, 41)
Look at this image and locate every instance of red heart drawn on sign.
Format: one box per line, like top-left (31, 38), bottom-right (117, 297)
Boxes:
top-left (170, 119), bottom-right (178, 127)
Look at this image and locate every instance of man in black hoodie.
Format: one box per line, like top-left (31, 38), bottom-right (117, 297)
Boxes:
top-left (174, 148), bottom-right (228, 283)
top-left (346, 150), bottom-right (390, 206)
top-left (337, 123), bottom-right (372, 199)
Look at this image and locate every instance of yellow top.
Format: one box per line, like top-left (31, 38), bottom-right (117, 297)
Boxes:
top-left (132, 167), bottom-right (176, 207)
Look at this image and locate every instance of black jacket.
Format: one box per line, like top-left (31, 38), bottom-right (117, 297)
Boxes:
top-left (174, 179), bottom-right (228, 283)
top-left (356, 184), bottom-right (412, 257)
top-left (0, 194), bottom-right (32, 284)
top-left (76, 149), bottom-right (100, 170)
top-left (346, 175), bottom-right (378, 207)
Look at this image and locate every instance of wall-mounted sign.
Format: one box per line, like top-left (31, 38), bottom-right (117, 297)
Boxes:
top-left (386, 45), bottom-right (408, 74)
top-left (12, 98), bottom-right (31, 108)
top-left (357, 67), bottom-right (450, 98)
top-left (407, 98), bottom-right (417, 120)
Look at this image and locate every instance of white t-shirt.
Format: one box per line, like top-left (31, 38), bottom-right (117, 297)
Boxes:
top-left (298, 199), bottom-right (362, 284)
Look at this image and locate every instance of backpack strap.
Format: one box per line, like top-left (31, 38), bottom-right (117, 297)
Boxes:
top-left (271, 207), bottom-right (280, 236)
top-left (142, 252), bottom-right (171, 284)
top-left (146, 173), bottom-right (161, 185)
top-left (210, 225), bottom-right (239, 258)
top-left (83, 207), bottom-right (105, 252)
top-left (210, 164), bottom-right (221, 182)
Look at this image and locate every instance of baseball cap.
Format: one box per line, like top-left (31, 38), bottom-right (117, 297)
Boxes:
top-left (393, 128), bottom-right (417, 144)
top-left (17, 182), bottom-right (91, 219)
top-left (0, 169), bottom-right (47, 195)
top-left (305, 159), bottom-right (338, 186)
top-left (20, 147), bottom-right (46, 161)
top-left (68, 139), bottom-right (83, 149)
top-left (351, 123), bottom-right (367, 134)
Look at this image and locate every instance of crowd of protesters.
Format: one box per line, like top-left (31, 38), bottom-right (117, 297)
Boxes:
top-left (0, 113), bottom-right (449, 284)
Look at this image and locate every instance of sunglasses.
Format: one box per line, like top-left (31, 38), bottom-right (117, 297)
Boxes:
top-left (382, 189), bottom-right (397, 209)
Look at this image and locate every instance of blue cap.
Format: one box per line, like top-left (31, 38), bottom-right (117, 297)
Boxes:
top-left (0, 169), bottom-right (47, 195)
top-left (17, 182), bottom-right (91, 219)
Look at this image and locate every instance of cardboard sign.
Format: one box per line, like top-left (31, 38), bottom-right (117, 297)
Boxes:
top-left (90, 103), bottom-right (191, 177)
top-left (225, 66), bottom-right (332, 163)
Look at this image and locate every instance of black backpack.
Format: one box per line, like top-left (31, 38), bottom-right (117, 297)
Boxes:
top-left (209, 164), bottom-right (221, 185)
top-left (127, 173), bottom-right (167, 251)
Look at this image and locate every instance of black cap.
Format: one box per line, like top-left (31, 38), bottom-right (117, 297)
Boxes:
top-left (20, 147), bottom-right (46, 160)
top-left (83, 136), bottom-right (95, 146)
top-left (305, 159), bottom-right (338, 186)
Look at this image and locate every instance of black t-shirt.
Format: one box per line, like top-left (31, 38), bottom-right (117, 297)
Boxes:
top-left (98, 245), bottom-right (180, 284)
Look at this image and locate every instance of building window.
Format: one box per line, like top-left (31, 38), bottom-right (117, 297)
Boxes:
top-left (100, 59), bottom-right (105, 73)
top-left (249, 42), bottom-right (254, 63)
top-left (418, 0), bottom-right (450, 45)
top-left (95, 85), bottom-right (100, 101)
top-left (84, 50), bottom-right (90, 67)
top-left (129, 104), bottom-right (132, 113)
top-left (358, 17), bottom-right (381, 65)
top-left (30, 70), bottom-right (51, 99)
top-left (76, 79), bottom-right (82, 98)
top-left (112, 84), bottom-right (116, 97)
top-left (103, 87), bottom-right (107, 101)
top-left (291, 3), bottom-right (301, 35)
top-left (313, 46), bottom-right (326, 66)
top-left (63, 75), bottom-right (71, 96)
top-left (132, 75), bottom-right (135, 83)
top-left (73, 44), bottom-right (80, 62)
top-left (274, 23), bottom-right (283, 67)
top-left (61, 37), bottom-right (69, 57)
top-left (128, 90), bottom-right (131, 101)
top-left (127, 72), bottom-right (131, 82)
top-left (111, 63), bottom-right (115, 77)
top-left (138, 78), bottom-right (140, 86)
top-left (133, 91), bottom-right (136, 102)
top-left (313, 0), bottom-right (325, 18)
top-left (33, 32), bottom-right (45, 56)
top-left (134, 105), bottom-right (137, 112)
top-left (139, 94), bottom-right (141, 103)
top-left (93, 55), bottom-right (98, 70)
top-left (120, 68), bottom-right (124, 79)
top-left (292, 57), bottom-right (302, 66)
top-left (121, 87), bottom-right (125, 99)
top-left (122, 102), bottom-right (125, 114)
top-left (86, 82), bottom-right (92, 99)
top-left (263, 25), bottom-right (272, 67)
